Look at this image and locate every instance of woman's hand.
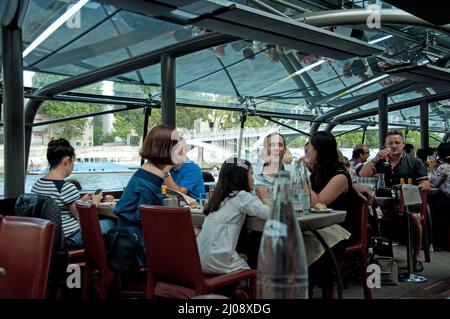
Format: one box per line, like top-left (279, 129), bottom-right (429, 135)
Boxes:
top-left (80, 193), bottom-right (91, 202)
top-left (91, 193), bottom-right (103, 206)
top-left (80, 193), bottom-right (103, 205)
top-left (352, 183), bottom-right (373, 205)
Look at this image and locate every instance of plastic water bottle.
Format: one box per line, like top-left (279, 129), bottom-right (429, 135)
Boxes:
top-left (257, 171), bottom-right (308, 299)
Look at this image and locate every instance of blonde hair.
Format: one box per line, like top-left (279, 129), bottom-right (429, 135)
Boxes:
top-left (283, 148), bottom-right (293, 165)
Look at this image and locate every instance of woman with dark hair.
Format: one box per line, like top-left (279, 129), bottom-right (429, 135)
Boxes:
top-left (31, 138), bottom-right (113, 248)
top-left (114, 124), bottom-right (179, 254)
top-left (428, 142), bottom-right (450, 250)
top-left (197, 158), bottom-right (270, 274)
top-left (304, 131), bottom-right (367, 294)
top-left (307, 131), bottom-right (356, 213)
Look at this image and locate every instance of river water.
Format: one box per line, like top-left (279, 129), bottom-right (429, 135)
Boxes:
top-left (0, 172), bottom-right (135, 195)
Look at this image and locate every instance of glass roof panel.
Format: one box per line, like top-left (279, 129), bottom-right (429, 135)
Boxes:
top-left (16, 0), bottom-right (450, 134)
top-left (23, 0), bottom-right (112, 68)
top-left (23, 1), bottom-right (196, 78)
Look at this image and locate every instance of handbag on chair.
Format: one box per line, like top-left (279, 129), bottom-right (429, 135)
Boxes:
top-left (104, 228), bottom-right (145, 273)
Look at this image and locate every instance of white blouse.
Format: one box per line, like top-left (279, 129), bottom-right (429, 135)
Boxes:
top-left (197, 190), bottom-right (270, 274)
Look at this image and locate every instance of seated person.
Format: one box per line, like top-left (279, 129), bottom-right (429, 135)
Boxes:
top-left (359, 131), bottom-right (430, 272)
top-left (114, 124), bottom-right (179, 264)
top-left (254, 132), bottom-right (290, 186)
top-left (31, 139), bottom-right (115, 248)
top-left (197, 158), bottom-right (270, 274)
top-left (428, 142), bottom-right (450, 251)
top-left (163, 137), bottom-right (205, 200)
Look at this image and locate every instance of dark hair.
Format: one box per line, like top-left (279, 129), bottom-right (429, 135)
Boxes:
top-left (309, 131), bottom-right (346, 190)
top-left (203, 158), bottom-right (251, 216)
top-left (437, 142), bottom-right (450, 163)
top-left (385, 130), bottom-right (404, 141)
top-left (66, 178), bottom-right (82, 191)
top-left (352, 144), bottom-right (368, 158)
top-left (404, 143), bottom-right (415, 154)
top-left (47, 138), bottom-right (75, 168)
top-left (352, 145), bottom-right (365, 160)
top-left (140, 124), bottom-right (177, 169)
top-left (416, 147), bottom-right (435, 162)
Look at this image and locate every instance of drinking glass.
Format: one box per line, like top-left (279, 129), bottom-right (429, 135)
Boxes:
top-left (383, 150), bottom-right (391, 166)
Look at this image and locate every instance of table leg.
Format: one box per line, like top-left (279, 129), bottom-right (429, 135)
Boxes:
top-left (312, 230), bottom-right (343, 299)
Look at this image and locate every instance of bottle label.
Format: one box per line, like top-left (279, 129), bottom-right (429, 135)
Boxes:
top-left (292, 200), bottom-right (303, 212)
top-left (263, 220), bottom-right (287, 237)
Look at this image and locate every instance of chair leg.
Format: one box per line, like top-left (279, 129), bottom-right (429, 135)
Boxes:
top-left (99, 276), bottom-right (108, 299)
top-left (145, 274), bottom-right (154, 299)
top-left (81, 265), bottom-right (90, 300)
top-left (422, 219), bottom-right (431, 263)
top-left (248, 277), bottom-right (256, 299)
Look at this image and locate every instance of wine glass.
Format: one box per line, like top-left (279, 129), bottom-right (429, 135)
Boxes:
top-left (382, 149), bottom-right (391, 167)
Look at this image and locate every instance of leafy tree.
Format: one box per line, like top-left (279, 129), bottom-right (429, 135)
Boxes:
top-left (288, 136), bottom-right (308, 148)
top-left (32, 72), bottom-right (102, 140)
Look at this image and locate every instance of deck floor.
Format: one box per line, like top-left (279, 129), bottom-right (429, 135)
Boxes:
top-left (331, 245), bottom-right (450, 299)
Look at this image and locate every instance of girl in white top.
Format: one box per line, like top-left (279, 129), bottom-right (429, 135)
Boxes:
top-left (197, 158), bottom-right (270, 274)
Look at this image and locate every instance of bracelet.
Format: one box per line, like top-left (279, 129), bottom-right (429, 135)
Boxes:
top-left (370, 159), bottom-right (377, 165)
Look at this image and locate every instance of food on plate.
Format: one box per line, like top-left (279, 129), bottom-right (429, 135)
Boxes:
top-left (104, 194), bottom-right (115, 202)
top-left (313, 203), bottom-right (327, 210)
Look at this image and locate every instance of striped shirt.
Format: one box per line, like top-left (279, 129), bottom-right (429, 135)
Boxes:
top-left (31, 178), bottom-right (80, 237)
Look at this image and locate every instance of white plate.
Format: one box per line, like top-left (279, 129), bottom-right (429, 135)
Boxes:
top-left (311, 208), bottom-right (332, 213)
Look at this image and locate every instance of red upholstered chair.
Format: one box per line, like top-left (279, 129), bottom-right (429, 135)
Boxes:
top-left (75, 201), bottom-right (145, 299)
top-left (140, 205), bottom-right (256, 299)
top-left (75, 201), bottom-right (114, 299)
top-left (0, 215), bottom-right (55, 298)
top-left (339, 196), bottom-right (372, 299)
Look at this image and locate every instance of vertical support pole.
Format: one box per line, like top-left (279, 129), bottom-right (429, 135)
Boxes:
top-left (2, 22), bottom-right (25, 198)
top-left (161, 54), bottom-right (176, 127)
top-left (420, 101), bottom-right (429, 149)
top-left (141, 106), bottom-right (152, 166)
top-left (378, 95), bottom-right (388, 148)
top-left (362, 125), bottom-right (367, 144)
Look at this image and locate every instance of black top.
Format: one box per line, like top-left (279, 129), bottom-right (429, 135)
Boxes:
top-left (374, 154), bottom-right (428, 188)
top-left (311, 169), bottom-right (358, 236)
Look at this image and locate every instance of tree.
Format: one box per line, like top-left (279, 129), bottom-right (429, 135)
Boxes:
top-left (32, 72), bottom-right (102, 140)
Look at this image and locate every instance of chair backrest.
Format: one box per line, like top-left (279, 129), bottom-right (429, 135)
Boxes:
top-left (140, 205), bottom-right (203, 288)
top-left (343, 195), bottom-right (369, 250)
top-left (0, 215), bottom-right (55, 298)
top-left (14, 194), bottom-right (69, 298)
top-left (75, 201), bottom-right (110, 274)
